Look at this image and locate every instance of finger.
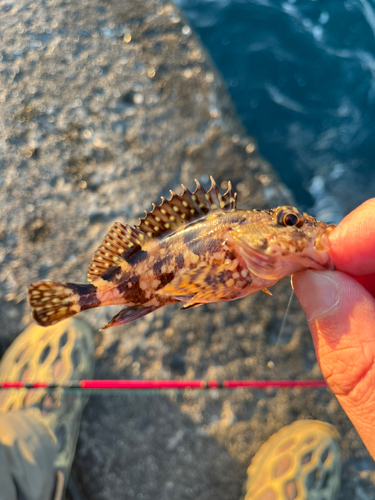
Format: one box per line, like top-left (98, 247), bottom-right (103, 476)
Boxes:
top-left (292, 270), bottom-right (375, 459)
top-left (354, 273), bottom-right (375, 299)
top-left (329, 198), bottom-right (375, 276)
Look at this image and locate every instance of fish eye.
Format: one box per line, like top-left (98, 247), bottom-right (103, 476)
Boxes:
top-left (276, 207), bottom-right (304, 228)
top-left (283, 213), bottom-right (299, 226)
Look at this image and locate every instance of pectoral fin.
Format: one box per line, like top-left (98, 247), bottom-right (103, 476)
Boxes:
top-left (157, 261), bottom-right (252, 308)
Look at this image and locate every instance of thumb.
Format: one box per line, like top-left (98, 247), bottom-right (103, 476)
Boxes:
top-left (292, 270), bottom-right (375, 459)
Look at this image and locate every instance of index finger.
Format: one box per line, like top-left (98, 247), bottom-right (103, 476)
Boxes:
top-left (329, 198), bottom-right (375, 276)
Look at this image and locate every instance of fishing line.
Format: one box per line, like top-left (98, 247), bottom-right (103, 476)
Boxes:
top-left (276, 288), bottom-right (295, 346)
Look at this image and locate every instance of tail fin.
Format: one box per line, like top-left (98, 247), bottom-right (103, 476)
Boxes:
top-left (28, 281), bottom-right (83, 327)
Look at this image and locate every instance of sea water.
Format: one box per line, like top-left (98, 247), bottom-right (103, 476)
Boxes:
top-left (176, 0), bottom-right (375, 223)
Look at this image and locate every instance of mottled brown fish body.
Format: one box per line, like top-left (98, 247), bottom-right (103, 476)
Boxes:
top-left (28, 178), bottom-right (335, 329)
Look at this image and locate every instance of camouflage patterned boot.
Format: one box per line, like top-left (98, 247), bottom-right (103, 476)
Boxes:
top-left (241, 420), bottom-right (341, 500)
top-left (0, 318), bottom-right (94, 500)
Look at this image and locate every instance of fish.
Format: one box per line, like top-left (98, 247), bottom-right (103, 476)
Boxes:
top-left (28, 177), bottom-right (336, 330)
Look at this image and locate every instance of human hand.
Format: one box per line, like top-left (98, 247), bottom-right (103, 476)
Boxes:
top-left (292, 199), bottom-right (375, 458)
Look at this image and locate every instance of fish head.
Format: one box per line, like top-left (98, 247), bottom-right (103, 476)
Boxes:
top-left (228, 206), bottom-right (336, 280)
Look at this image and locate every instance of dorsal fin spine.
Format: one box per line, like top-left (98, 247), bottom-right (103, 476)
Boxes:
top-left (221, 180), bottom-right (237, 210)
top-left (192, 179), bottom-right (209, 212)
top-left (208, 176), bottom-right (222, 209)
top-left (181, 185), bottom-right (203, 215)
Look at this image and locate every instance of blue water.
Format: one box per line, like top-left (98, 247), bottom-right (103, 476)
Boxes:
top-left (176, 0), bottom-right (375, 222)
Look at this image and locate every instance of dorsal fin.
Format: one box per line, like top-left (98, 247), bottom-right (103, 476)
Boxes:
top-left (137, 176), bottom-right (237, 237)
top-left (87, 222), bottom-right (145, 282)
top-left (87, 177), bottom-right (237, 281)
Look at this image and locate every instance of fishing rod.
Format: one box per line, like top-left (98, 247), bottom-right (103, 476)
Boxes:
top-left (0, 379), bottom-right (327, 390)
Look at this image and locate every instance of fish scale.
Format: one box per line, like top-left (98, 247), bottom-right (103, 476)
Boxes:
top-left (28, 177), bottom-right (335, 330)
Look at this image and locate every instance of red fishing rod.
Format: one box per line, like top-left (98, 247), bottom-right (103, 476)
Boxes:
top-left (0, 379), bottom-right (327, 390)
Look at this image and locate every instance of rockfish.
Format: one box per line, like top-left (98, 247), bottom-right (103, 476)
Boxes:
top-left (28, 177), bottom-right (335, 330)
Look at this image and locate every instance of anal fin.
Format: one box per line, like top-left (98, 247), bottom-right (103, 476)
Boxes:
top-left (100, 305), bottom-right (158, 330)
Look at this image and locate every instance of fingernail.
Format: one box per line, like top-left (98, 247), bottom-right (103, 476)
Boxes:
top-left (292, 271), bottom-right (339, 321)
